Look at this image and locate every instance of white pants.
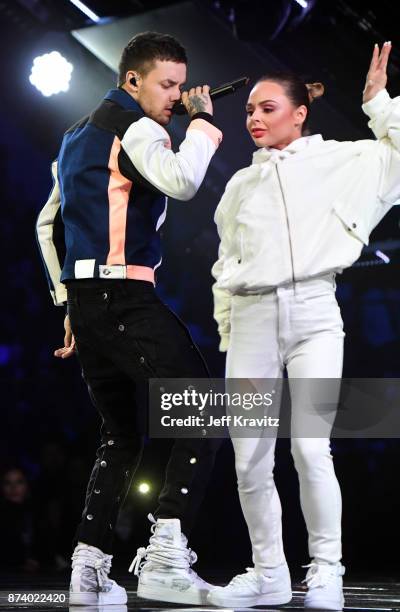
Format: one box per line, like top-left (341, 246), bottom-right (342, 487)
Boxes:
top-left (226, 274), bottom-right (345, 571)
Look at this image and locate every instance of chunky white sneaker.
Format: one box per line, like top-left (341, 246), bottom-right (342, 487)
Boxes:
top-left (129, 515), bottom-right (214, 605)
top-left (69, 542), bottom-right (127, 606)
top-left (303, 561), bottom-right (345, 610)
top-left (207, 564), bottom-right (292, 607)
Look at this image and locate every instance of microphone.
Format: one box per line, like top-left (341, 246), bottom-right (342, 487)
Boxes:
top-left (172, 76), bottom-right (250, 115)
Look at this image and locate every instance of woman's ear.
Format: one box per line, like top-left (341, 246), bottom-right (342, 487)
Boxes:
top-left (294, 105), bottom-right (308, 128)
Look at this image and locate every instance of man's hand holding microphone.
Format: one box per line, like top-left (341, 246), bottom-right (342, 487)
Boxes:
top-left (181, 85), bottom-right (213, 117)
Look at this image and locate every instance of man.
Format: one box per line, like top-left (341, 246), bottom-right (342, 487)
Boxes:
top-left (36, 31), bottom-right (223, 606)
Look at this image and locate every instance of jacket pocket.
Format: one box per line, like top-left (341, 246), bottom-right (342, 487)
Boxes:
top-left (332, 199), bottom-right (370, 245)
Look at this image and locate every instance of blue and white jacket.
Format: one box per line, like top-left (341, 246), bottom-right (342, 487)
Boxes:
top-left (36, 88), bottom-right (222, 305)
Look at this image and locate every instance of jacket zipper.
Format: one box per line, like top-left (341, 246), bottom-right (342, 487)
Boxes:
top-left (275, 164), bottom-right (295, 284)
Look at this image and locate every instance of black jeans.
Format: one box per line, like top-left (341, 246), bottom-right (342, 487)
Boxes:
top-left (67, 279), bottom-right (221, 553)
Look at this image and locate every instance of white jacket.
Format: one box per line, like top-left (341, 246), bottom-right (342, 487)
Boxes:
top-left (212, 89), bottom-right (400, 351)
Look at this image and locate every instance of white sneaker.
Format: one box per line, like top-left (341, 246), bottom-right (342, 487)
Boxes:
top-left (207, 564), bottom-right (292, 607)
top-left (303, 561), bottom-right (345, 610)
top-left (68, 604), bottom-right (128, 612)
top-left (129, 515), bottom-right (214, 605)
top-left (69, 542), bottom-right (127, 606)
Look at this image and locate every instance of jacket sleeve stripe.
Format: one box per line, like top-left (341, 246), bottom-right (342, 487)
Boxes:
top-left (36, 161), bottom-right (67, 306)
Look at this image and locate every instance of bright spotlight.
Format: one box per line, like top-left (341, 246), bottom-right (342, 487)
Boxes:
top-left (29, 51), bottom-right (73, 97)
top-left (375, 250), bottom-right (390, 264)
top-left (138, 482), bottom-right (151, 495)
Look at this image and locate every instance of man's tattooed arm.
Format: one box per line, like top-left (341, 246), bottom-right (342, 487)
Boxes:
top-left (186, 94), bottom-right (209, 117)
top-left (181, 85), bottom-right (213, 117)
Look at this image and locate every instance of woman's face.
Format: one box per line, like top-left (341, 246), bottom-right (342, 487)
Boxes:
top-left (246, 80), bottom-right (307, 150)
top-left (1, 469), bottom-right (29, 504)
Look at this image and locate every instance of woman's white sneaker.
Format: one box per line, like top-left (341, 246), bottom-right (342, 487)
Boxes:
top-left (207, 564), bottom-right (292, 607)
top-left (303, 561), bottom-right (345, 610)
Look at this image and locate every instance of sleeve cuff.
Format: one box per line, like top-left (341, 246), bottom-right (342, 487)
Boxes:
top-left (219, 332), bottom-right (230, 352)
top-left (191, 112), bottom-right (214, 124)
top-left (362, 88), bottom-right (391, 117)
top-left (187, 119), bottom-right (223, 149)
top-left (52, 283), bottom-right (68, 306)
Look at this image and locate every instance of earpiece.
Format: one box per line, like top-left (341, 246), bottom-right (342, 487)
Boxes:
top-left (130, 76), bottom-right (137, 87)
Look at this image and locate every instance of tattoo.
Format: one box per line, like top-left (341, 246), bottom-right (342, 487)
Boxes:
top-left (187, 94), bottom-right (208, 116)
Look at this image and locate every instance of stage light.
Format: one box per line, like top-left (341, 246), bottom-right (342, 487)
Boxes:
top-left (294, 0), bottom-right (308, 7)
top-left (29, 52), bottom-right (73, 97)
top-left (69, 0), bottom-right (100, 23)
top-left (375, 250), bottom-right (390, 264)
top-left (138, 482), bottom-right (151, 494)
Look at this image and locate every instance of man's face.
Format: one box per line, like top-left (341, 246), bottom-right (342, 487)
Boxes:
top-left (135, 60), bottom-right (187, 126)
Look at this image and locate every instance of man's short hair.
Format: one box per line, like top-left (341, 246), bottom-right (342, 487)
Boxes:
top-left (118, 31), bottom-right (187, 86)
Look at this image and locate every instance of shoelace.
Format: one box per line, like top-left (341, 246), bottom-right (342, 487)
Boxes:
top-left (72, 547), bottom-right (112, 589)
top-left (302, 562), bottom-right (345, 589)
top-left (128, 514), bottom-right (197, 576)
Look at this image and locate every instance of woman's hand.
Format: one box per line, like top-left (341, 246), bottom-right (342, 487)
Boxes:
top-left (363, 41), bottom-right (392, 104)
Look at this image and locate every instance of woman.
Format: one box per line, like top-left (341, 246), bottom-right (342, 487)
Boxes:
top-left (209, 42), bottom-right (397, 611)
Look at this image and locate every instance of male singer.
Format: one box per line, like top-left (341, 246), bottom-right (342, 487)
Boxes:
top-left (36, 31), bottom-right (222, 606)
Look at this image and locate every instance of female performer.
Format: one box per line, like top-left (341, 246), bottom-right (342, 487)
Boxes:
top-left (209, 42), bottom-right (397, 610)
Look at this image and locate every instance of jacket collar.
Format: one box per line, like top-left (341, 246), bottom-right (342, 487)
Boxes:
top-left (104, 88), bottom-right (144, 114)
top-left (252, 134), bottom-right (324, 164)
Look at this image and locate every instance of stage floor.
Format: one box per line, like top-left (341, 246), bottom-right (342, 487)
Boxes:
top-left (1, 575), bottom-right (399, 612)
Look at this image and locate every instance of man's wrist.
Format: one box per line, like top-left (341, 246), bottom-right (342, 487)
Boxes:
top-left (191, 112), bottom-right (214, 124)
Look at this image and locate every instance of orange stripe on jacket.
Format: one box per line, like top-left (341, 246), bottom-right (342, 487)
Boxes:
top-left (107, 136), bottom-right (132, 265)
top-left (126, 265), bottom-right (155, 284)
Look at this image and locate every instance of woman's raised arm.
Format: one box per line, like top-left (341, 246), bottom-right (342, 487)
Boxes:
top-left (363, 41), bottom-right (392, 104)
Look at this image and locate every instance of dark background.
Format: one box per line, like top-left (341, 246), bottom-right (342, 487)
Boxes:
top-left (0, 0), bottom-right (399, 582)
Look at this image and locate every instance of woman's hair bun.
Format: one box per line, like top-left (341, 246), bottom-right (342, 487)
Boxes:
top-left (305, 82), bottom-right (324, 103)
